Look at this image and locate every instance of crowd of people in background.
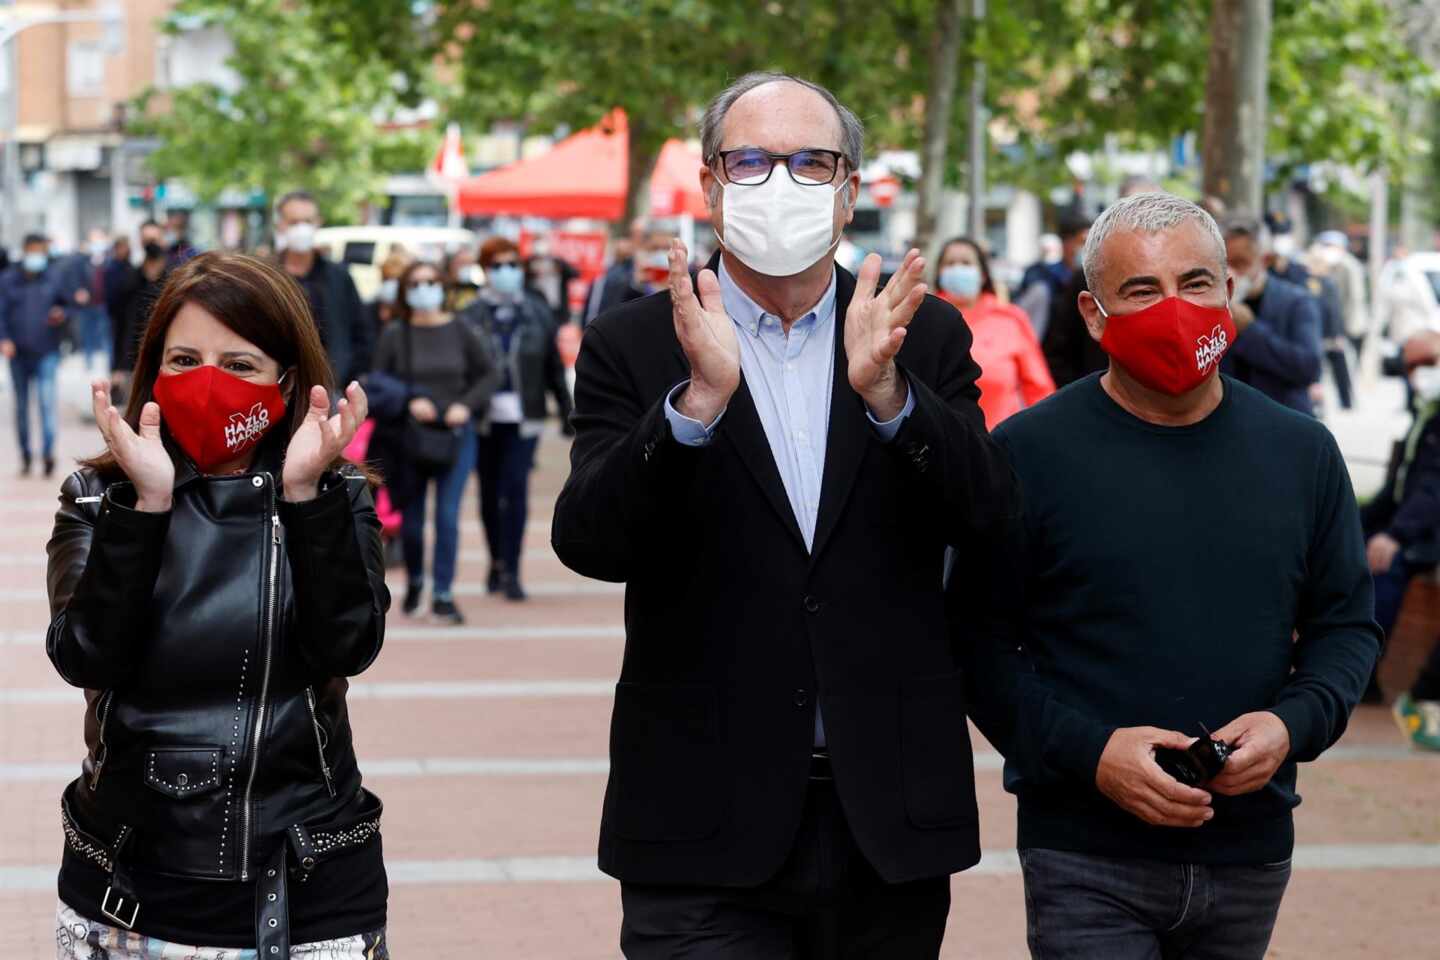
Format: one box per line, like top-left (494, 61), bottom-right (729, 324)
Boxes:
top-left (7, 175), bottom-right (1440, 753)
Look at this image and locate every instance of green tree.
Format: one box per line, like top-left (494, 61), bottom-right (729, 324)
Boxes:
top-left (132, 0), bottom-right (405, 223)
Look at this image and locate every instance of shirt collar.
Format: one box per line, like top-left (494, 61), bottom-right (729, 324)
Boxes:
top-left (717, 257), bottom-right (837, 338)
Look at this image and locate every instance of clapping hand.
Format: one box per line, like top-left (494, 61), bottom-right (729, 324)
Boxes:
top-left (669, 239), bottom-right (739, 426)
top-left (91, 379), bottom-right (174, 513)
top-left (282, 382), bottom-right (368, 503)
top-left (846, 250), bottom-right (927, 421)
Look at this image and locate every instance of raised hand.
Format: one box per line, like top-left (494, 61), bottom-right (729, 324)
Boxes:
top-left (91, 378), bottom-right (174, 512)
top-left (669, 239), bottom-right (739, 425)
top-left (282, 382), bottom-right (368, 503)
top-left (846, 249), bottom-right (927, 421)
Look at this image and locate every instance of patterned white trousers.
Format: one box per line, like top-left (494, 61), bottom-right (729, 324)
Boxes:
top-left (55, 901), bottom-right (390, 959)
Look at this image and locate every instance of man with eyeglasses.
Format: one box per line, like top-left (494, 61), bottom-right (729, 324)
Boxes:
top-left (553, 72), bottom-right (1018, 958)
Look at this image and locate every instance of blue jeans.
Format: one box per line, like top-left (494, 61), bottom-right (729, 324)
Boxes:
top-left (10, 350), bottom-right (60, 460)
top-left (77, 306), bottom-right (111, 371)
top-left (1019, 848), bottom-right (1291, 960)
top-left (476, 423), bottom-right (539, 578)
top-left (400, 428), bottom-right (476, 599)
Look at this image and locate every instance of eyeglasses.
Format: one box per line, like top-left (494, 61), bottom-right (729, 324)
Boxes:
top-left (717, 148), bottom-right (846, 187)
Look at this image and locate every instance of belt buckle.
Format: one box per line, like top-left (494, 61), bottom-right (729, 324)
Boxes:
top-left (101, 885), bottom-right (139, 930)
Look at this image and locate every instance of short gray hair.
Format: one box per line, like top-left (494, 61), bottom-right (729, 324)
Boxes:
top-left (1081, 192), bottom-right (1227, 293)
top-left (699, 72), bottom-right (865, 172)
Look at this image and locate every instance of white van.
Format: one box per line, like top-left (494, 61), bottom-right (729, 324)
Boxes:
top-left (314, 226), bottom-right (478, 300)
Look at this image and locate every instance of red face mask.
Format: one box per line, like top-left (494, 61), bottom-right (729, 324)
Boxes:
top-left (1097, 295), bottom-right (1236, 397)
top-left (152, 365), bottom-right (287, 474)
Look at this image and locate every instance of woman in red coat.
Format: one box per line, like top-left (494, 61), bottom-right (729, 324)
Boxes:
top-left (935, 237), bottom-right (1055, 429)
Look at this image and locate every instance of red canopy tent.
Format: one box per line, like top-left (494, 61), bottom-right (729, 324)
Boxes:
top-left (455, 110), bottom-right (708, 221)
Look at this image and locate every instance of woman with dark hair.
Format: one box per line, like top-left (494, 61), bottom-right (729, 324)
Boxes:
top-left (936, 236), bottom-right (1055, 429)
top-left (373, 259), bottom-right (497, 623)
top-left (47, 253), bottom-right (390, 957)
top-left (462, 236), bottom-right (573, 601)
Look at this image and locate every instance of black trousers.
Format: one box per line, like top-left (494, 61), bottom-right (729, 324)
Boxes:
top-left (619, 772), bottom-right (950, 959)
top-left (476, 422), bottom-right (539, 578)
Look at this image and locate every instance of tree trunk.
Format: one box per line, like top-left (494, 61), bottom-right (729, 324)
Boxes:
top-left (914, 0), bottom-right (967, 258)
top-left (623, 115), bottom-right (662, 230)
top-left (1201, 0), bottom-right (1272, 216)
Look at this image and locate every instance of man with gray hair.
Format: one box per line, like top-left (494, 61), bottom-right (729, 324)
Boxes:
top-left (554, 72), bottom-right (1017, 956)
top-left (955, 192), bottom-right (1379, 958)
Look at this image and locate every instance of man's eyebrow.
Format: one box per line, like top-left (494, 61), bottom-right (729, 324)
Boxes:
top-left (1178, 267), bottom-right (1217, 283)
top-left (1116, 275), bottom-right (1161, 295)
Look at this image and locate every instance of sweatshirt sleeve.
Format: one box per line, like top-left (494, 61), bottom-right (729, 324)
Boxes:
top-left (955, 432), bottom-right (1116, 787)
top-left (1269, 434), bottom-right (1383, 761)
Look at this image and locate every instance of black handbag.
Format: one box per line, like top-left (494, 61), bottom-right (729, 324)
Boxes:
top-left (401, 319), bottom-right (463, 475)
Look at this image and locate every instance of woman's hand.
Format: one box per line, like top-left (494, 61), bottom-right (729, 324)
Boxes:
top-left (409, 397), bottom-right (438, 423)
top-left (443, 403), bottom-right (471, 427)
top-left (91, 378), bottom-right (173, 512)
top-left (283, 382), bottom-right (368, 503)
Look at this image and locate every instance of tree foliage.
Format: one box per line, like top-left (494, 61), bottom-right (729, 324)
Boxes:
top-left (132, 0), bottom-right (407, 222)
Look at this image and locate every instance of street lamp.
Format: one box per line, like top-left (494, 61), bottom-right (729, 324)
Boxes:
top-left (1, 2), bottom-right (126, 253)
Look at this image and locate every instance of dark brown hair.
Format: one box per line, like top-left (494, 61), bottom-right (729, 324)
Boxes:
top-left (82, 252), bottom-right (372, 483)
top-left (392, 259), bottom-right (444, 326)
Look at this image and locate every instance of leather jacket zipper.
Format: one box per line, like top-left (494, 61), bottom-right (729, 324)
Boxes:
top-left (240, 495), bottom-right (281, 881)
top-left (89, 690), bottom-right (114, 791)
top-left (305, 686), bottom-right (337, 797)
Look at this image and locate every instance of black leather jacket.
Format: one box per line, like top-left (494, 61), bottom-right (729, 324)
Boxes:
top-left (45, 450), bottom-right (390, 946)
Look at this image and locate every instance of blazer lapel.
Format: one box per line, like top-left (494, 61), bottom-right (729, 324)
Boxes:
top-left (809, 267), bottom-right (868, 566)
top-left (670, 335), bottom-right (808, 554)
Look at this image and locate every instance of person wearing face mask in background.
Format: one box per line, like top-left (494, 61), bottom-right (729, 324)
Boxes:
top-left (554, 72), bottom-right (1017, 956)
top-left (364, 250), bottom-right (413, 336)
top-left (2, 233), bottom-right (75, 476)
top-left (1314, 231), bottom-right (1371, 362)
top-left (458, 237), bottom-right (573, 601)
top-left (47, 252), bottom-right (391, 958)
top-left (443, 246), bottom-right (482, 314)
top-left (525, 236), bottom-right (580, 327)
top-left (58, 228), bottom-right (117, 372)
top-left (107, 222), bottom-right (171, 406)
top-left (372, 261), bottom-right (498, 624)
top-left (1263, 215), bottom-right (1352, 412)
top-left (1357, 338), bottom-right (1440, 722)
top-left (935, 237), bottom-right (1054, 430)
top-left (957, 193), bottom-right (1379, 959)
top-left (275, 190), bottom-right (372, 387)
top-left (161, 209), bottom-right (198, 268)
top-left (1219, 216), bottom-right (1323, 415)
top-left (583, 218), bottom-right (648, 327)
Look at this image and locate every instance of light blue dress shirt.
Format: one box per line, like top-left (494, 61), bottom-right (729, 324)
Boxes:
top-left (664, 259), bottom-right (915, 746)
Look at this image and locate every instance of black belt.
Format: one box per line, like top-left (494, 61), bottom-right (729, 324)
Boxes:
top-left (64, 791), bottom-right (382, 953)
top-left (809, 750), bottom-right (833, 781)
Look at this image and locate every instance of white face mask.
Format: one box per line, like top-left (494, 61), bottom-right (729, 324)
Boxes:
top-left (717, 171), bottom-right (844, 277)
top-left (406, 282), bottom-right (444, 312)
top-left (377, 278), bottom-right (399, 304)
top-left (285, 222), bottom-right (317, 254)
top-left (1414, 365), bottom-right (1440, 403)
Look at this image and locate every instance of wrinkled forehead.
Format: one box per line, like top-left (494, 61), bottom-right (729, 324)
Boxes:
top-left (1096, 221), bottom-right (1225, 291)
top-left (721, 81), bottom-right (845, 155)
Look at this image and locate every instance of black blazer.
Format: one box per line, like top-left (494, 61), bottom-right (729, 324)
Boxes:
top-left (552, 259), bottom-right (1020, 887)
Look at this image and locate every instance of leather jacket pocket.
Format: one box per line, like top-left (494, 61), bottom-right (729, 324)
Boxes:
top-left (900, 672), bottom-right (979, 829)
top-left (144, 746), bottom-right (224, 800)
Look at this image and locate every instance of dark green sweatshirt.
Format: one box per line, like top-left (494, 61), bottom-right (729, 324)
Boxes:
top-left (955, 373), bottom-right (1381, 865)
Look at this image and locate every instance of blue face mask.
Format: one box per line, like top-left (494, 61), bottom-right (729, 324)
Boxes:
top-left (406, 282), bottom-right (445, 312)
top-left (22, 252), bottom-right (48, 274)
top-left (939, 264), bottom-right (983, 299)
top-left (490, 264), bottom-right (524, 295)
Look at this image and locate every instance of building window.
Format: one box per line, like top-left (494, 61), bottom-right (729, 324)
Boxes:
top-left (67, 40), bottom-right (106, 97)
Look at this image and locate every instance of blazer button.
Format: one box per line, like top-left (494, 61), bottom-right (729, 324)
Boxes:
top-left (803, 595), bottom-right (821, 614)
top-left (794, 689), bottom-right (809, 707)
